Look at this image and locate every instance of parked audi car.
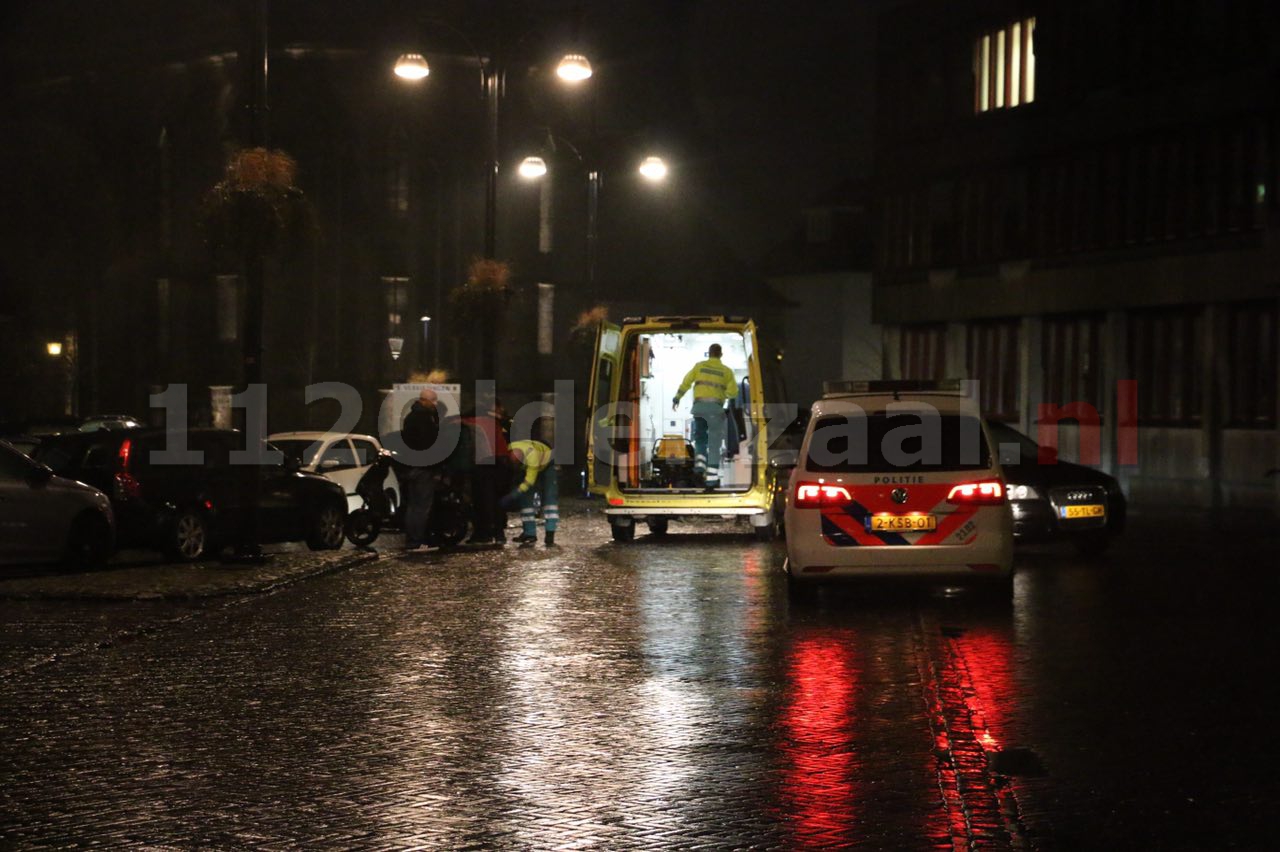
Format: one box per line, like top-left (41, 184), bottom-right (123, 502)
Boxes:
top-left (0, 439), bottom-right (115, 568)
top-left (985, 420), bottom-right (1127, 555)
top-left (34, 428), bottom-right (346, 562)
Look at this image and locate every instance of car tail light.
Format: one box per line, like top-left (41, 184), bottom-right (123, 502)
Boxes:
top-left (794, 482), bottom-right (853, 508)
top-left (114, 472), bottom-right (142, 500)
top-left (946, 480), bottom-right (1005, 505)
top-left (113, 439), bottom-right (142, 499)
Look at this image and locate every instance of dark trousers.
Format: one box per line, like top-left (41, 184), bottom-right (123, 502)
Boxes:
top-left (402, 467), bottom-right (437, 547)
top-left (471, 463), bottom-right (502, 539)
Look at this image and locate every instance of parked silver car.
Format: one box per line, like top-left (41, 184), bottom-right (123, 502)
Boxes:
top-left (0, 439), bottom-right (115, 568)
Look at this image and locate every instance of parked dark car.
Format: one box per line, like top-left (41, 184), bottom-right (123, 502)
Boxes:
top-left (34, 428), bottom-right (346, 561)
top-left (986, 420), bottom-right (1127, 555)
top-left (0, 439), bottom-right (115, 568)
top-left (4, 435), bottom-right (43, 457)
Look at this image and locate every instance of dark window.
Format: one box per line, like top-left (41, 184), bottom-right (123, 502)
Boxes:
top-left (900, 324), bottom-right (947, 380)
top-left (967, 319), bottom-right (1020, 421)
top-left (0, 444), bottom-right (35, 481)
top-left (320, 441), bottom-right (357, 469)
top-left (351, 439), bottom-right (380, 466)
top-left (1128, 306), bottom-right (1203, 425)
top-left (1043, 314), bottom-right (1104, 412)
top-left (1227, 301), bottom-right (1277, 427)
top-left (806, 412), bottom-right (991, 473)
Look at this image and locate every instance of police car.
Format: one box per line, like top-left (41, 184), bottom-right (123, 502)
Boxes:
top-left (783, 380), bottom-right (1014, 594)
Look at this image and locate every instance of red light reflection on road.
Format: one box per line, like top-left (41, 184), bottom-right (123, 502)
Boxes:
top-left (919, 621), bottom-right (1019, 847)
top-left (780, 632), bottom-right (859, 848)
top-left (950, 629), bottom-right (1013, 753)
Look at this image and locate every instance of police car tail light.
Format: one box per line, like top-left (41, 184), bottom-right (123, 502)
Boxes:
top-left (946, 480), bottom-right (1005, 505)
top-left (794, 482), bottom-right (853, 508)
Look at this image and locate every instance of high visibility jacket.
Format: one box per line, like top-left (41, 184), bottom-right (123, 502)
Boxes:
top-left (509, 439), bottom-right (553, 493)
top-left (674, 357), bottom-right (736, 403)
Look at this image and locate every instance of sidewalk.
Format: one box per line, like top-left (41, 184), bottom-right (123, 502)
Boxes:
top-left (0, 545), bottom-right (382, 602)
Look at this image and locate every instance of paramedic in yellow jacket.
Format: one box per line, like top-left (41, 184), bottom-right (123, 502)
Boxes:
top-left (500, 439), bottom-right (559, 546)
top-left (671, 343), bottom-right (737, 488)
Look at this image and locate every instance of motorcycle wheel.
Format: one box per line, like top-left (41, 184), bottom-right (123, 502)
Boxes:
top-left (430, 502), bottom-right (470, 547)
top-left (345, 508), bottom-right (382, 547)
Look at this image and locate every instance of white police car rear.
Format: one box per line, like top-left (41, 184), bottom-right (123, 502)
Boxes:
top-left (783, 381), bottom-right (1014, 594)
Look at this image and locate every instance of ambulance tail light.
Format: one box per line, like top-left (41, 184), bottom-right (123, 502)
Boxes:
top-left (946, 480), bottom-right (1005, 505)
top-left (794, 482), bottom-right (853, 508)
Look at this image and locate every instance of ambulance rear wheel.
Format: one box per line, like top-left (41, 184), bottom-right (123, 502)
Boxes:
top-left (647, 518), bottom-right (669, 536)
top-left (611, 521), bottom-right (636, 543)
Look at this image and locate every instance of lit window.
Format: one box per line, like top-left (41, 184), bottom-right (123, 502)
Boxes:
top-left (974, 17), bottom-right (1036, 114)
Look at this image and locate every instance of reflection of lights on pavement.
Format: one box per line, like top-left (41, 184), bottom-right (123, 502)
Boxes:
top-left (781, 633), bottom-right (858, 846)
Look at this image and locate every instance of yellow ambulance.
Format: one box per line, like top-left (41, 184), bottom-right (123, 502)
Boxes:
top-left (585, 315), bottom-right (786, 541)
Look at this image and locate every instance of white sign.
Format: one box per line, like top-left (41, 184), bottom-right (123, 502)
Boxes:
top-left (379, 383), bottom-right (462, 439)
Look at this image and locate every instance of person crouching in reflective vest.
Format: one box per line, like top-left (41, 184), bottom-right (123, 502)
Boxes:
top-left (500, 439), bottom-right (559, 546)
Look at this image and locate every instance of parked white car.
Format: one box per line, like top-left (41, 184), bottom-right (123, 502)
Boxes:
top-left (268, 432), bottom-right (401, 515)
top-left (0, 439), bottom-right (115, 567)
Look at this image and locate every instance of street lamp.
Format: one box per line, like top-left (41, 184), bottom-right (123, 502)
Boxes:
top-left (639, 156), bottom-right (669, 182)
top-left (518, 148), bottom-right (670, 292)
top-left (394, 30), bottom-right (592, 380)
top-left (45, 335), bottom-right (77, 417)
top-left (556, 53), bottom-right (593, 82)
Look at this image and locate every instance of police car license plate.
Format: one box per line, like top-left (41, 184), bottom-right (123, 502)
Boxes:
top-left (867, 513), bottom-right (937, 532)
top-left (1060, 504), bottom-right (1105, 519)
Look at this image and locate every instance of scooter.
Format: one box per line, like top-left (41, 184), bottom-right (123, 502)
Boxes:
top-left (344, 451), bottom-right (472, 548)
top-left (344, 450), bottom-right (396, 546)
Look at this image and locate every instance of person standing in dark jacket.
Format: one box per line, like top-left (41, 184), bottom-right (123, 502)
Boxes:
top-left (461, 395), bottom-right (509, 545)
top-left (400, 388), bottom-right (442, 550)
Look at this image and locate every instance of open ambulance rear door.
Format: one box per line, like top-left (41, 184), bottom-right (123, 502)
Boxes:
top-left (585, 320), bottom-right (622, 494)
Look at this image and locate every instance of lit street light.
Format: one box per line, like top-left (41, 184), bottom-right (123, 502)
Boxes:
top-left (394, 28), bottom-right (591, 379)
top-left (639, 156), bottom-right (669, 182)
top-left (518, 156), bottom-right (548, 179)
top-left (555, 53), bottom-right (593, 82)
top-left (45, 335), bottom-right (77, 417)
top-left (519, 148), bottom-right (670, 293)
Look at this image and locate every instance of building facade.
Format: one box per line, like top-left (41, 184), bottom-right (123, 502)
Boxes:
top-left (873, 0), bottom-right (1279, 510)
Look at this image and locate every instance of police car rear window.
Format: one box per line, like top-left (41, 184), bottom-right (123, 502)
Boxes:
top-left (805, 412), bottom-right (991, 473)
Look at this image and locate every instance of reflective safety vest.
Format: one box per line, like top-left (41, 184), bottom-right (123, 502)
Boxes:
top-left (509, 439), bottom-right (552, 493)
top-left (675, 357), bottom-right (736, 403)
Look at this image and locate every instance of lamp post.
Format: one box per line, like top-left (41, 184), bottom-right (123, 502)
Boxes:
top-left (394, 32), bottom-right (591, 378)
top-left (517, 149), bottom-right (668, 297)
top-left (45, 335), bottom-right (77, 418)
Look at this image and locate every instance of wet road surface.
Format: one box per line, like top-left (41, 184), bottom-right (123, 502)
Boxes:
top-left (2, 504), bottom-right (1277, 849)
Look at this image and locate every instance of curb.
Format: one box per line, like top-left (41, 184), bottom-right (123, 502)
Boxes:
top-left (0, 549), bottom-right (385, 603)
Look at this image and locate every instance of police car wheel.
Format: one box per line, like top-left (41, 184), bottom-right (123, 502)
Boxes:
top-left (647, 518), bottom-right (668, 536)
top-left (611, 522), bottom-right (636, 543)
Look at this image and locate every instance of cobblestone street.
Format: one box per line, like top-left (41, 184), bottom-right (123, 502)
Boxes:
top-left (2, 501), bottom-right (1277, 849)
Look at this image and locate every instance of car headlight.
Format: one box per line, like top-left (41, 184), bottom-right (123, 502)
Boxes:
top-left (1008, 484), bottom-right (1040, 500)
